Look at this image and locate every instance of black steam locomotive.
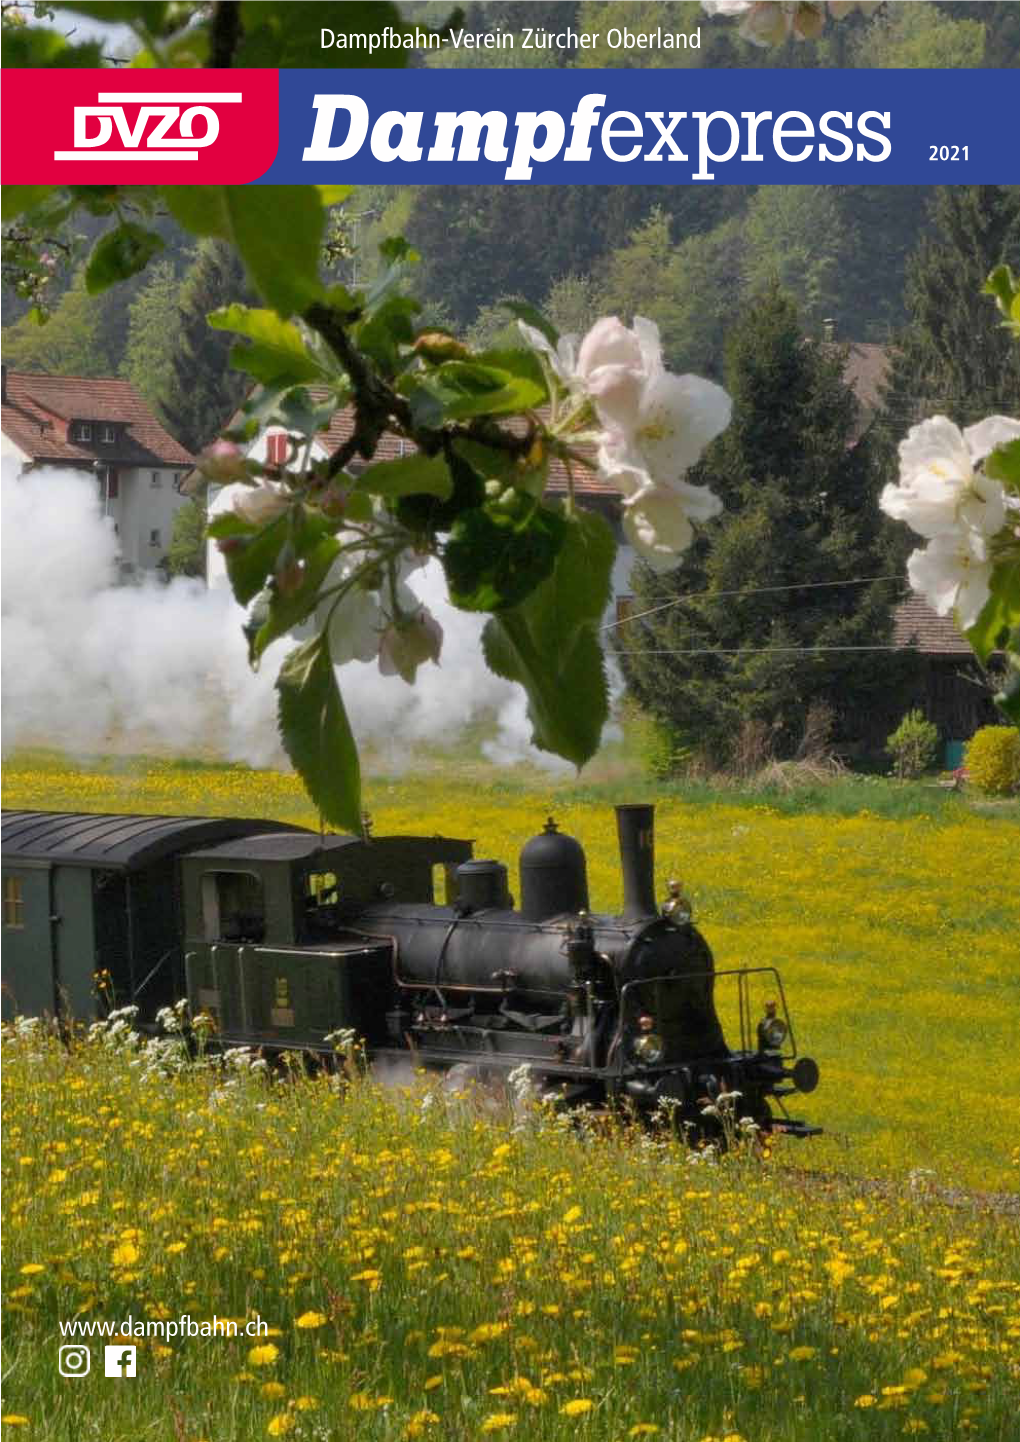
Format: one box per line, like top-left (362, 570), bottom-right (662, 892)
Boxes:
top-left (1, 803), bottom-right (820, 1135)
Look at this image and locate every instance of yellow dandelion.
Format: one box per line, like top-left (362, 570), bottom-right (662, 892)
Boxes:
top-left (480, 1415), bottom-right (516, 1433)
top-left (424, 1376), bottom-right (443, 1391)
top-left (260, 1382), bottom-right (286, 1400)
top-left (560, 1399), bottom-right (594, 1417)
top-left (19, 1265), bottom-right (44, 1276)
top-left (293, 1397), bottom-right (318, 1411)
top-left (2, 1419), bottom-right (30, 1429)
top-left (406, 1411), bottom-right (440, 1439)
top-left (562, 1206), bottom-right (582, 1225)
top-left (855, 1395), bottom-right (877, 1409)
top-left (111, 1242), bottom-right (139, 1267)
top-left (266, 1416), bottom-right (294, 1437)
top-left (295, 1311), bottom-right (327, 1329)
top-left (630, 1427), bottom-right (660, 1437)
top-left (788, 1346), bottom-right (817, 1362)
top-left (902, 1368), bottom-right (928, 1390)
top-left (247, 1344), bottom-right (279, 1367)
top-left (470, 1322), bottom-right (508, 1344)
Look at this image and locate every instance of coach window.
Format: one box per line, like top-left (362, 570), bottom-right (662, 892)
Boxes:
top-left (3, 876), bottom-right (24, 928)
top-left (201, 871), bottom-right (265, 943)
top-left (151, 470), bottom-right (163, 488)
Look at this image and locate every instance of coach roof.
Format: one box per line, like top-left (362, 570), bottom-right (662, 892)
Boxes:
top-left (0, 811), bottom-right (309, 871)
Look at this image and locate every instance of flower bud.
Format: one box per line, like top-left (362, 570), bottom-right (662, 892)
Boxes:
top-left (378, 608), bottom-right (443, 685)
top-left (198, 439), bottom-right (251, 485)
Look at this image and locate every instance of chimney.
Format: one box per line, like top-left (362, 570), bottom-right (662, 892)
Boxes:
top-left (615, 804), bottom-right (656, 923)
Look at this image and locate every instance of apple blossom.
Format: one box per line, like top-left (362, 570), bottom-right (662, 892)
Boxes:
top-left (701, 0), bottom-right (881, 46)
top-left (906, 529), bottom-right (994, 632)
top-left (880, 415), bottom-right (1019, 540)
top-left (231, 481), bottom-right (292, 526)
top-left (378, 607), bottom-right (444, 685)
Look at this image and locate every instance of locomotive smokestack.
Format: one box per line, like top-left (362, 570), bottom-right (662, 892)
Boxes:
top-left (615, 804), bottom-right (656, 923)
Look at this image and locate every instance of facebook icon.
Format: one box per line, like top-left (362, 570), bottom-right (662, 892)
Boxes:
top-left (104, 1345), bottom-right (137, 1379)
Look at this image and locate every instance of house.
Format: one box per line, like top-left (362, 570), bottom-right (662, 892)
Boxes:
top-left (1, 366), bottom-right (194, 578)
top-left (891, 594), bottom-right (1002, 763)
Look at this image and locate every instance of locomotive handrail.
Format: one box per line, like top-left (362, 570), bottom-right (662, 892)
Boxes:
top-left (612, 966), bottom-right (796, 1077)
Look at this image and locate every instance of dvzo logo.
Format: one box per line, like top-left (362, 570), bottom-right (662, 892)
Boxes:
top-left (55, 92), bottom-right (241, 162)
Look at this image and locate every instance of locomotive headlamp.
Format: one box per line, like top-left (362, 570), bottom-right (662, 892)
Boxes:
top-left (757, 1001), bottom-right (787, 1053)
top-left (633, 1014), bottom-right (664, 1065)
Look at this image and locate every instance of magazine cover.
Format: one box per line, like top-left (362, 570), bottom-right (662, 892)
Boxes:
top-left (1, 2), bottom-right (1018, 1438)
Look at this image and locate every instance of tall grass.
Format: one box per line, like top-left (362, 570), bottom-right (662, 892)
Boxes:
top-left (2, 1020), bottom-right (1018, 1442)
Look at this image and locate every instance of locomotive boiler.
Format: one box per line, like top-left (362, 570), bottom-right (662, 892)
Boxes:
top-left (0, 803), bottom-right (820, 1136)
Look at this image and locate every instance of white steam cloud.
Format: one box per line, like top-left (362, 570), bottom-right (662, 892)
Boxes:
top-left (1, 464), bottom-right (616, 771)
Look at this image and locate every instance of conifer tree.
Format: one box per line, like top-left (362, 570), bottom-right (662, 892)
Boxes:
top-left (618, 287), bottom-right (911, 765)
top-left (161, 240), bottom-right (251, 454)
top-left (876, 185), bottom-right (1020, 445)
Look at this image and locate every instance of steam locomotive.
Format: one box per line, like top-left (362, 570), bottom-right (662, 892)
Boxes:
top-left (1, 803), bottom-right (820, 1135)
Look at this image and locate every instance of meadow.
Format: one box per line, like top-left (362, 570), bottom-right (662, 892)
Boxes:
top-left (2, 751), bottom-right (1018, 1440)
top-left (3, 750), bottom-right (1018, 1189)
top-left (2, 1019), bottom-right (1018, 1442)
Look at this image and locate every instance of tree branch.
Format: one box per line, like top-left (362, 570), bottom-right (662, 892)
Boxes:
top-left (208, 0), bottom-right (241, 68)
top-left (303, 301), bottom-right (539, 481)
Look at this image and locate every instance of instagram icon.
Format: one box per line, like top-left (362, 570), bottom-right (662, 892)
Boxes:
top-left (58, 1345), bottom-right (90, 1378)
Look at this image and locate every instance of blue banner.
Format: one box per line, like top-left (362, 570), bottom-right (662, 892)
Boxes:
top-left (258, 68), bottom-right (1015, 185)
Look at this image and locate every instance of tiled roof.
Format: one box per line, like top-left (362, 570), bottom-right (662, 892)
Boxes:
top-left (1, 370), bottom-right (193, 468)
top-left (841, 342), bottom-right (890, 419)
top-left (892, 595), bottom-right (976, 656)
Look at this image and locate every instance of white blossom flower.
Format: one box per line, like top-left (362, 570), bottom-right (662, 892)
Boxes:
top-left (316, 557), bottom-right (383, 668)
top-left (701, 0), bottom-right (881, 46)
top-left (880, 415), bottom-right (1018, 540)
top-left (521, 314), bottom-right (731, 568)
top-left (907, 529), bottom-right (994, 631)
top-left (602, 368), bottom-right (733, 484)
top-left (378, 606), bottom-right (443, 684)
top-left (231, 480), bottom-right (291, 526)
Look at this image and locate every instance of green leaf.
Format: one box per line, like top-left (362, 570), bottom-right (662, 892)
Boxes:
top-left (160, 186), bottom-right (230, 239)
top-left (983, 438), bottom-right (1020, 491)
top-left (355, 453), bottom-right (451, 501)
top-left (479, 509), bottom-right (615, 766)
top-left (396, 446), bottom-right (485, 535)
top-left (356, 294), bottom-right (420, 374)
top-left (965, 558), bottom-right (1020, 664)
top-left (444, 503), bottom-right (566, 612)
top-left (408, 362), bottom-right (545, 424)
top-left (208, 510), bottom-right (290, 607)
top-left (209, 305), bottom-right (327, 387)
top-left (250, 535), bottom-right (341, 665)
top-left (2, 27), bottom-right (103, 66)
top-left (500, 299), bottom-right (559, 348)
top-left (276, 634), bottom-right (363, 835)
top-left (223, 187), bottom-right (325, 317)
top-left (84, 223), bottom-right (164, 295)
top-left (1, 187), bottom-right (54, 221)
